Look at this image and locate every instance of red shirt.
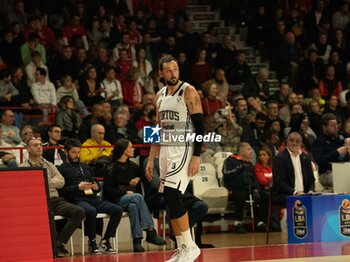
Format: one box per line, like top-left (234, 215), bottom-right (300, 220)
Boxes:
top-left (201, 97), bottom-right (224, 116)
top-left (254, 163), bottom-right (272, 187)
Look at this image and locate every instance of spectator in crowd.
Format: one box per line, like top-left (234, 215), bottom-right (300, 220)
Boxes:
top-left (78, 102), bottom-right (112, 143)
top-left (177, 51), bottom-right (191, 84)
top-left (128, 20), bottom-right (142, 47)
top-left (80, 124), bottom-right (112, 170)
top-left (7, 0), bottom-right (27, 29)
top-left (58, 138), bottom-right (122, 255)
top-left (254, 146), bottom-right (273, 190)
top-left (308, 100), bottom-right (323, 135)
top-left (210, 68), bottom-right (229, 103)
top-left (270, 81), bottom-right (291, 105)
top-left (113, 111), bottom-right (139, 143)
top-left (234, 97), bottom-right (258, 152)
top-left (226, 50), bottom-right (252, 86)
top-left (278, 92), bottom-right (299, 127)
top-left (328, 50), bottom-right (345, 80)
top-left (323, 95), bottom-right (342, 120)
top-left (246, 96), bottom-right (266, 122)
top-left (311, 113), bottom-right (350, 188)
top-left (319, 64), bottom-right (343, 98)
top-left (56, 95), bottom-right (82, 139)
top-left (331, 1), bottom-right (350, 31)
top-left (31, 67), bottom-right (57, 121)
top-left (307, 32), bottom-right (332, 64)
top-left (0, 125), bottom-right (15, 157)
top-left (42, 124), bottom-right (66, 166)
top-left (0, 69), bottom-right (19, 107)
top-left (25, 50), bottom-right (49, 87)
top-left (113, 32), bottom-right (136, 62)
top-left (87, 17), bottom-right (103, 47)
top-left (216, 106), bottom-right (243, 153)
top-left (275, 31), bottom-right (303, 89)
top-left (215, 34), bottom-right (236, 69)
top-left (100, 67), bottom-right (123, 107)
top-left (331, 29), bottom-right (348, 63)
top-left (122, 67), bottom-right (144, 110)
top-left (162, 36), bottom-right (179, 58)
top-left (242, 68), bottom-right (269, 101)
top-left (284, 113), bottom-right (317, 153)
top-left (100, 16), bottom-right (120, 49)
top-left (191, 47), bottom-right (212, 89)
top-left (78, 66), bottom-right (104, 107)
top-left (21, 136), bottom-right (85, 257)
top-left (200, 116), bottom-right (222, 164)
top-left (222, 142), bottom-right (269, 233)
top-left (271, 131), bottom-right (315, 205)
top-left (0, 151), bottom-right (17, 168)
top-left (20, 32), bottom-right (46, 66)
top-left (201, 80), bottom-right (224, 117)
top-left (132, 47), bottom-right (152, 87)
top-left (103, 138), bottom-right (166, 252)
top-left (303, 0), bottom-right (329, 44)
top-left (24, 15), bottom-right (55, 50)
top-left (57, 75), bottom-right (88, 117)
top-left (14, 124), bottom-right (32, 164)
top-left (0, 29), bottom-right (22, 67)
top-left (50, 45), bottom-right (78, 86)
top-left (298, 49), bottom-right (325, 95)
top-left (62, 14), bottom-right (89, 51)
top-left (115, 48), bottom-right (132, 82)
top-left (0, 109), bottom-right (21, 146)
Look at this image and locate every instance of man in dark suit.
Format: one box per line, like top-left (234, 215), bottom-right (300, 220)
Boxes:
top-left (272, 131), bottom-right (315, 206)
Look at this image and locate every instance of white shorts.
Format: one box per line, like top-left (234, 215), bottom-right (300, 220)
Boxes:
top-left (158, 145), bottom-right (193, 194)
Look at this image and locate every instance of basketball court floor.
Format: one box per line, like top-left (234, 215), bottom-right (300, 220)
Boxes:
top-left (53, 232), bottom-right (350, 261)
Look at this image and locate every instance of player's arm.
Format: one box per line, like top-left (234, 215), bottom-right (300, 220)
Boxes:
top-left (185, 85), bottom-right (204, 176)
top-left (145, 91), bottom-right (161, 181)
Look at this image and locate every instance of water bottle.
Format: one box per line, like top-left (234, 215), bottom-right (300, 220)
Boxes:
top-left (280, 208), bottom-right (287, 232)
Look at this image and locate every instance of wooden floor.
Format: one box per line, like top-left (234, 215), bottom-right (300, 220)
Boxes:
top-left (53, 231), bottom-right (350, 261)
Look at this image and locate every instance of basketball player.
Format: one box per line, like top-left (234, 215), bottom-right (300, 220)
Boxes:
top-left (146, 55), bottom-right (203, 262)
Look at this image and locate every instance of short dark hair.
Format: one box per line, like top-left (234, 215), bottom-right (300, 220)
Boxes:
top-left (36, 67), bottom-right (47, 76)
top-left (47, 124), bottom-right (61, 133)
top-left (321, 113), bottom-right (337, 126)
top-left (158, 55), bottom-right (177, 70)
top-left (64, 138), bottom-right (82, 151)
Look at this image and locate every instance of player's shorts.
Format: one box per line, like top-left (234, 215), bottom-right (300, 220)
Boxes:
top-left (158, 144), bottom-right (193, 194)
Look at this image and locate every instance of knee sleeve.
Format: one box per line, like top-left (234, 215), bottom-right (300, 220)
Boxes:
top-left (163, 187), bottom-right (186, 219)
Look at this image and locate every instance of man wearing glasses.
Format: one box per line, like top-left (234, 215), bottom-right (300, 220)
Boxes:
top-left (272, 131), bottom-right (315, 206)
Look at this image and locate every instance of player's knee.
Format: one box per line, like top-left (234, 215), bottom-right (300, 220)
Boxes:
top-left (163, 187), bottom-right (186, 219)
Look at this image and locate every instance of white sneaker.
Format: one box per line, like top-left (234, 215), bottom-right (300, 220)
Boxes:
top-left (178, 244), bottom-right (200, 262)
top-left (166, 248), bottom-right (182, 262)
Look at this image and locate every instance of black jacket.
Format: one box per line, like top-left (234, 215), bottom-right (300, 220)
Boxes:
top-left (58, 162), bottom-right (101, 202)
top-left (103, 160), bottom-right (142, 204)
top-left (311, 133), bottom-right (349, 174)
top-left (272, 149), bottom-right (315, 205)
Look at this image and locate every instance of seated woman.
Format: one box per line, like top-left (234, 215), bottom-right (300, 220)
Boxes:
top-left (254, 146), bottom-right (273, 190)
top-left (103, 138), bottom-right (166, 252)
top-left (55, 95), bottom-right (82, 139)
top-left (201, 80), bottom-right (224, 117)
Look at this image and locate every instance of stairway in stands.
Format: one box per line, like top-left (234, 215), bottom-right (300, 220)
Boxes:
top-left (186, 0), bottom-right (280, 95)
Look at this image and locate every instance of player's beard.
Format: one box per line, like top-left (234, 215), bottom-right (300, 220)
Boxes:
top-left (165, 77), bottom-right (179, 86)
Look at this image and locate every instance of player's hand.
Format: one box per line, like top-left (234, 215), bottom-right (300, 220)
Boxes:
top-left (146, 160), bottom-right (154, 181)
top-left (188, 156), bottom-right (200, 177)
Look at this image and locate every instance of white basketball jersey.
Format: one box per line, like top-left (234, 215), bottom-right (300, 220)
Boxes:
top-left (157, 82), bottom-right (194, 146)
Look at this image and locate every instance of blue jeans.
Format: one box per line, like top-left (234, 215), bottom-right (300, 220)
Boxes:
top-left (75, 197), bottom-right (123, 241)
top-left (118, 193), bottom-right (155, 239)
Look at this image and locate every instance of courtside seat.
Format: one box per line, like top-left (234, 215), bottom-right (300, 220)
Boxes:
top-left (213, 152), bottom-right (233, 166)
top-left (199, 163), bottom-right (216, 177)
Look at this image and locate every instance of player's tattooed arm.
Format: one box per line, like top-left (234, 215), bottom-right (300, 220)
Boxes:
top-left (185, 86), bottom-right (203, 114)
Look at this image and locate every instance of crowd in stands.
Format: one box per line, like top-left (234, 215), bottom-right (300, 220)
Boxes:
top-left (3, 0), bottom-right (350, 255)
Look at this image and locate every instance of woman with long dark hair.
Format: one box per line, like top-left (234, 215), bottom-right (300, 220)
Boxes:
top-left (103, 138), bottom-right (166, 252)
